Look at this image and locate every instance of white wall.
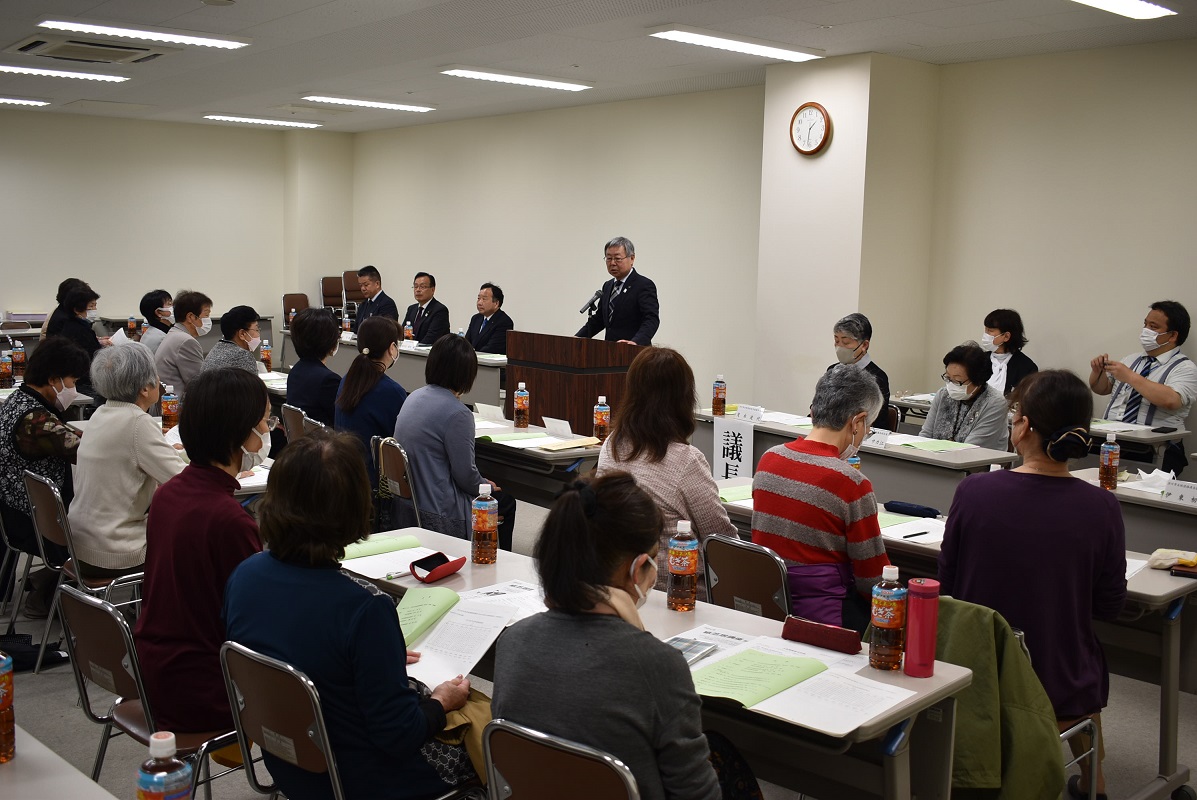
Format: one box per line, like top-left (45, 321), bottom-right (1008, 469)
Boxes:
top-left (927, 39), bottom-right (1197, 400)
top-left (0, 111), bottom-right (287, 320)
top-left (351, 87), bottom-right (765, 400)
top-left (283, 130), bottom-right (355, 313)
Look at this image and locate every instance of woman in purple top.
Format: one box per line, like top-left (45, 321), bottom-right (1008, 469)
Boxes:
top-left (939, 370), bottom-right (1126, 800)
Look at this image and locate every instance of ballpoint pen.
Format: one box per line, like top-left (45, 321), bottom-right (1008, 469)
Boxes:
top-left (902, 531), bottom-right (928, 539)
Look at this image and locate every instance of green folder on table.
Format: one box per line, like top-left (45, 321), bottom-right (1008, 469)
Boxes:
top-left (397, 587), bottom-right (460, 643)
top-left (478, 432), bottom-right (548, 442)
top-left (718, 485), bottom-right (753, 503)
top-left (343, 534), bottom-right (421, 560)
top-left (878, 512), bottom-right (913, 528)
top-left (691, 649), bottom-right (828, 707)
top-left (901, 439), bottom-right (976, 452)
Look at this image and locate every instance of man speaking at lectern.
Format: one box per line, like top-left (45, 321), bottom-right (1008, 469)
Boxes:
top-left (575, 236), bottom-right (659, 347)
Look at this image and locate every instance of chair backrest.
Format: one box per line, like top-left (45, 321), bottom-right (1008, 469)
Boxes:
top-left (484, 719), bottom-right (640, 800)
top-left (886, 404), bottom-right (899, 432)
top-left (220, 641), bottom-right (344, 800)
top-left (282, 293), bottom-right (310, 324)
top-left (281, 404), bottom-right (306, 441)
top-left (342, 270), bottom-right (365, 305)
top-left (23, 470), bottom-right (75, 556)
top-left (301, 415), bottom-right (326, 435)
top-left (320, 277), bottom-right (343, 308)
top-left (373, 436), bottom-right (420, 526)
top-left (1, 321), bottom-right (30, 330)
top-left (58, 584), bottom-right (152, 728)
top-left (703, 535), bottom-right (791, 621)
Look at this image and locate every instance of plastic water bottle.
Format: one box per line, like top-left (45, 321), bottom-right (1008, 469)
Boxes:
top-left (472, 484), bottom-right (498, 565)
top-left (869, 565), bottom-right (907, 670)
top-left (127, 316), bottom-right (137, 336)
top-left (0, 352), bottom-right (11, 389)
top-left (11, 340), bottom-right (24, 378)
top-left (288, 307), bottom-right (297, 328)
top-left (904, 578), bottom-right (939, 678)
top-left (712, 375), bottom-right (727, 416)
top-left (261, 339), bottom-right (272, 372)
top-left (403, 321), bottom-right (414, 341)
top-left (667, 520), bottom-right (698, 612)
top-left (0, 650), bottom-right (13, 763)
top-left (136, 731), bottom-right (192, 800)
top-left (457, 327), bottom-right (465, 337)
top-left (161, 386), bottom-right (179, 432)
top-left (1099, 433), bottom-right (1120, 491)
top-left (847, 455), bottom-right (861, 470)
top-left (513, 382), bottom-right (530, 428)
top-left (342, 315), bottom-right (351, 333)
top-left (593, 396), bottom-right (611, 442)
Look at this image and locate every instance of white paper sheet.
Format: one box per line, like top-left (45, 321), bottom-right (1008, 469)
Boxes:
top-left (164, 425), bottom-right (183, 447)
top-left (405, 601), bottom-right (517, 685)
top-left (730, 498), bottom-right (754, 509)
top-left (1090, 419), bottom-right (1154, 433)
top-left (497, 435), bottom-right (565, 449)
top-left (880, 518), bottom-right (946, 544)
top-left (475, 403), bottom-right (506, 422)
top-left (459, 579), bottom-right (547, 623)
top-left (258, 371), bottom-right (290, 382)
top-left (672, 625), bottom-right (761, 658)
top-left (903, 393), bottom-right (935, 402)
top-left (343, 547), bottom-right (439, 580)
top-left (752, 670), bottom-right (916, 737)
top-left (473, 418), bottom-right (506, 432)
top-left (761, 411), bottom-right (812, 427)
top-left (541, 416), bottom-right (574, 437)
top-left (1126, 558), bottom-right (1149, 580)
top-left (881, 433), bottom-right (925, 446)
top-left (110, 327), bottom-right (132, 346)
top-left (235, 459), bottom-right (273, 492)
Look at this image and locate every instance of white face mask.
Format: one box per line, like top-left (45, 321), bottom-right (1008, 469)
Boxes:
top-left (945, 381), bottom-right (970, 401)
top-left (840, 418), bottom-right (865, 461)
top-left (980, 332), bottom-right (997, 352)
top-left (241, 427), bottom-right (270, 472)
top-left (245, 335), bottom-right (261, 352)
top-left (198, 317), bottom-right (213, 336)
top-left (85, 309), bottom-right (99, 322)
top-left (158, 307), bottom-right (174, 325)
top-left (52, 379), bottom-right (78, 411)
top-left (834, 345), bottom-right (860, 365)
top-left (629, 555), bottom-right (657, 609)
top-left (1140, 327), bottom-right (1165, 352)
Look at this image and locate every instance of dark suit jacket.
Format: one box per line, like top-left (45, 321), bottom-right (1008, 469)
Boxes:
top-left (825, 359), bottom-right (892, 430)
top-left (286, 358), bottom-right (341, 426)
top-left (1001, 351), bottom-right (1038, 396)
top-left (353, 290), bottom-right (399, 333)
top-left (402, 297), bottom-right (450, 345)
top-left (465, 309), bottom-right (514, 355)
top-left (574, 269), bottom-right (659, 346)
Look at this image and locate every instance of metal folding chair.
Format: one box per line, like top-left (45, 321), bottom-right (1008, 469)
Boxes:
top-left (484, 718), bottom-right (640, 800)
top-left (372, 436), bottom-right (422, 529)
top-left (702, 534), bottom-right (791, 621)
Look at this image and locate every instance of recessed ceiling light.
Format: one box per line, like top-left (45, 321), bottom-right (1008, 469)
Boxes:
top-left (1066, 0), bottom-right (1176, 18)
top-left (440, 67), bottom-right (590, 92)
top-left (649, 25), bottom-right (822, 63)
top-left (302, 95), bottom-right (434, 112)
top-left (38, 19), bottom-right (250, 49)
top-left (204, 115), bottom-right (322, 128)
top-left (0, 97), bottom-right (50, 106)
top-left (0, 64), bottom-right (127, 82)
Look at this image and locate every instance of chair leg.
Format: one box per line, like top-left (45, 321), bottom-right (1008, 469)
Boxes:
top-left (33, 575), bottom-right (65, 674)
top-left (0, 548), bottom-right (12, 613)
top-left (92, 722), bottom-right (113, 781)
top-left (4, 555), bottom-right (33, 635)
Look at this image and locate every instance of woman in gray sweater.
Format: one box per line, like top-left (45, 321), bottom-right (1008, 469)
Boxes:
top-left (921, 342), bottom-right (1010, 450)
top-left (493, 473), bottom-right (760, 800)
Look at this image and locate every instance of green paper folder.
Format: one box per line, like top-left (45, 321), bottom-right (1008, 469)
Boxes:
top-left (718, 485), bottom-right (753, 503)
top-left (902, 439), bottom-right (976, 452)
top-left (343, 534), bottom-right (421, 560)
top-left (691, 650), bottom-right (828, 707)
top-left (397, 587), bottom-right (460, 643)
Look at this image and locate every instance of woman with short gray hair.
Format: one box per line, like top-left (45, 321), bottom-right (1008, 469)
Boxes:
top-left (68, 343), bottom-right (185, 579)
top-left (751, 365), bottom-right (891, 632)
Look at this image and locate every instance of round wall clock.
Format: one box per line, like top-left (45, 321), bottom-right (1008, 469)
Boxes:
top-left (790, 102), bottom-right (831, 156)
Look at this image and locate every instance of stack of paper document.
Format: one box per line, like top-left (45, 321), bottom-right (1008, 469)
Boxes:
top-left (399, 587), bottom-right (517, 685)
top-left (878, 515), bottom-right (946, 544)
top-left (889, 435), bottom-right (978, 452)
top-left (235, 460), bottom-right (273, 493)
top-left (1090, 418), bottom-right (1155, 433)
top-left (903, 393), bottom-right (936, 403)
top-left (761, 411), bottom-right (813, 427)
top-left (459, 579), bottom-right (547, 624)
top-left (341, 535), bottom-right (434, 581)
top-left (477, 431), bottom-right (567, 449)
top-left (717, 484), bottom-right (754, 509)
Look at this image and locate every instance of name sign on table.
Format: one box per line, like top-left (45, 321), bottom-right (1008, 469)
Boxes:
top-left (713, 413), bottom-right (755, 480)
top-left (864, 430), bottom-right (890, 448)
top-left (1163, 479), bottom-right (1197, 508)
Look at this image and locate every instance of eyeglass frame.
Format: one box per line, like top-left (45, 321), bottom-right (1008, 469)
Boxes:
top-left (940, 372), bottom-right (970, 388)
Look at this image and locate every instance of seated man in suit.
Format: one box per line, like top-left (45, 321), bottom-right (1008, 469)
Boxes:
top-left (465, 282), bottom-right (514, 355)
top-left (402, 271), bottom-right (450, 345)
top-left (352, 265), bottom-right (399, 334)
top-left (827, 313), bottom-right (891, 431)
top-left (575, 236), bottom-right (659, 347)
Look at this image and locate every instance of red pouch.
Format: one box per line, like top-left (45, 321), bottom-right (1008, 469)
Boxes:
top-left (781, 615), bottom-right (862, 654)
top-left (410, 552), bottom-right (467, 583)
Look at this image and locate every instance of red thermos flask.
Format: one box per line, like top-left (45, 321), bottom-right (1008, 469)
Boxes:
top-left (903, 578), bottom-right (940, 678)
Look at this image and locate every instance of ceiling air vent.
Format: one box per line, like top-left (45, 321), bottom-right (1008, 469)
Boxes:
top-left (6, 34), bottom-right (179, 64)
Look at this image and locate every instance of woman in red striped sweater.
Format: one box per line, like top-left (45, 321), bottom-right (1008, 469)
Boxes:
top-left (751, 364), bottom-right (890, 631)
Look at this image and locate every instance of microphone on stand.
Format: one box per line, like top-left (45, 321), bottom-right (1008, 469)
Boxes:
top-left (578, 289), bottom-right (602, 315)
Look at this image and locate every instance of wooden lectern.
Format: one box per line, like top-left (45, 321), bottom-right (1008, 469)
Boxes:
top-left (505, 332), bottom-right (640, 434)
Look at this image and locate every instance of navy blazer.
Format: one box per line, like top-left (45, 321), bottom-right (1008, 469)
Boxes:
top-left (402, 297), bottom-right (451, 345)
top-left (465, 309), bottom-right (514, 355)
top-left (353, 290), bottom-right (399, 333)
top-left (286, 358), bottom-right (341, 426)
top-left (575, 269), bottom-right (659, 346)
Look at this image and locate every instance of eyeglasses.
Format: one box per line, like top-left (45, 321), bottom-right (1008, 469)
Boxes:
top-left (604, 255), bottom-right (629, 263)
top-left (264, 415), bottom-right (280, 432)
top-left (412, 283), bottom-right (431, 290)
top-left (941, 373), bottom-right (969, 388)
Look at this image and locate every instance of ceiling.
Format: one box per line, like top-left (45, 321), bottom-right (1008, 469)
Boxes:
top-left (1, 0), bottom-right (1194, 133)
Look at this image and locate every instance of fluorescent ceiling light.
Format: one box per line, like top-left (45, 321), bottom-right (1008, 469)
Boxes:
top-left (649, 26), bottom-right (822, 62)
top-left (0, 97), bottom-right (50, 106)
top-left (441, 67), bottom-right (590, 92)
top-left (0, 64), bottom-right (127, 82)
top-left (302, 95), bottom-right (434, 112)
top-left (204, 115), bottom-right (322, 128)
top-left (1066, 0), bottom-right (1176, 18)
top-left (38, 19), bottom-right (250, 49)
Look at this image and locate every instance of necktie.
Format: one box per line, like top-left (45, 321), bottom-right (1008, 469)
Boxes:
top-left (480, 317), bottom-right (487, 333)
top-left (1121, 357), bottom-right (1157, 423)
top-left (414, 306), bottom-right (425, 332)
top-left (608, 281), bottom-right (622, 323)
